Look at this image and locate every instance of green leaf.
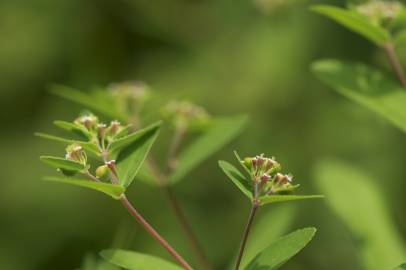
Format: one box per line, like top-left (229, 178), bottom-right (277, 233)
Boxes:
top-left (45, 176), bottom-right (125, 199)
top-left (258, 195), bottom-right (324, 206)
top-left (54, 120), bottom-right (91, 139)
top-left (393, 264), bottom-right (406, 270)
top-left (241, 206), bottom-right (296, 268)
top-left (244, 227), bottom-right (316, 270)
top-left (169, 115), bottom-right (248, 184)
top-left (311, 5), bottom-right (389, 45)
top-left (115, 123), bottom-right (161, 187)
top-left (314, 160), bottom-right (406, 269)
top-left (218, 160), bottom-right (252, 199)
top-left (100, 249), bottom-right (183, 270)
top-left (35, 132), bottom-right (100, 156)
top-left (234, 150), bottom-right (252, 175)
top-left (40, 156), bottom-right (85, 171)
top-left (49, 85), bottom-right (127, 121)
top-left (312, 59), bottom-right (406, 133)
top-left (79, 254), bottom-right (119, 270)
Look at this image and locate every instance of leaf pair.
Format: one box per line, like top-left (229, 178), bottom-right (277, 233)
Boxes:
top-left (218, 154), bottom-right (323, 205)
top-left (101, 228), bottom-right (316, 270)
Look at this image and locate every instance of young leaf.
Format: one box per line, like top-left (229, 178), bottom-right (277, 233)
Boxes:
top-left (169, 115), bottom-right (248, 184)
top-left (234, 150), bottom-right (252, 175)
top-left (54, 120), bottom-right (91, 139)
top-left (49, 85), bottom-right (127, 121)
top-left (315, 160), bottom-right (406, 269)
top-left (244, 227), bottom-right (316, 270)
top-left (100, 249), bottom-right (183, 270)
top-left (35, 132), bottom-right (101, 156)
top-left (312, 59), bottom-right (406, 133)
top-left (115, 123), bottom-right (161, 187)
top-left (258, 195), bottom-right (324, 206)
top-left (40, 156), bottom-right (85, 171)
top-left (393, 264), bottom-right (406, 270)
top-left (311, 5), bottom-right (389, 45)
top-left (218, 160), bottom-right (252, 199)
top-left (45, 176), bottom-right (125, 199)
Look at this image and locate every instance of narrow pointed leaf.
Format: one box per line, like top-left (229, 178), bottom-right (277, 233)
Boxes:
top-left (218, 160), bottom-right (252, 199)
top-left (45, 176), bottom-right (125, 199)
top-left (115, 123), bottom-right (161, 187)
top-left (54, 120), bottom-right (91, 139)
top-left (315, 160), bottom-right (406, 269)
top-left (234, 150), bottom-right (252, 175)
top-left (50, 85), bottom-right (127, 121)
top-left (312, 59), bottom-right (406, 133)
top-left (259, 195), bottom-right (324, 206)
top-left (169, 115), bottom-right (248, 184)
top-left (245, 227), bottom-right (317, 270)
top-left (311, 5), bottom-right (389, 45)
top-left (40, 156), bottom-right (85, 171)
top-left (100, 249), bottom-right (183, 270)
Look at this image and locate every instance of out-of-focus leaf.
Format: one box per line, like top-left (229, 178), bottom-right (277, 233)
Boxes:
top-left (50, 85), bottom-right (127, 121)
top-left (218, 160), bottom-right (253, 199)
top-left (311, 5), bottom-right (389, 45)
top-left (100, 249), bottom-right (183, 270)
top-left (244, 227), bottom-right (316, 270)
top-left (259, 195), bottom-right (323, 205)
top-left (54, 120), bottom-right (91, 139)
top-left (242, 206), bottom-right (296, 268)
top-left (40, 156), bottom-right (85, 171)
top-left (315, 160), bottom-right (406, 269)
top-left (392, 264), bottom-right (406, 270)
top-left (45, 176), bottom-right (125, 199)
top-left (115, 123), bottom-right (161, 187)
top-left (312, 59), bottom-right (406, 133)
top-left (79, 254), bottom-right (119, 270)
top-left (35, 132), bottom-right (101, 156)
top-left (169, 115), bottom-right (248, 184)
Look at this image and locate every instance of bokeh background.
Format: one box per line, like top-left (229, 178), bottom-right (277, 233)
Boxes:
top-left (1, 0), bottom-right (406, 269)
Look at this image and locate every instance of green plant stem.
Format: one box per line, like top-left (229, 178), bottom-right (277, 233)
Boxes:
top-left (120, 194), bottom-right (194, 270)
top-left (147, 158), bottom-right (212, 270)
top-left (103, 157), bottom-right (194, 270)
top-left (383, 42), bottom-right (406, 89)
top-left (234, 203), bottom-right (259, 270)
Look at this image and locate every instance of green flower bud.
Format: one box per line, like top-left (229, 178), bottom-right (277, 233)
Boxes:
top-left (96, 165), bottom-right (109, 178)
top-left (243, 157), bottom-right (253, 169)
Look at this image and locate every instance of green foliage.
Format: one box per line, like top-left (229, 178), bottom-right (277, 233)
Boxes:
top-left (100, 249), bottom-right (183, 270)
top-left (218, 160), bottom-right (253, 199)
top-left (115, 123), bottom-right (161, 187)
top-left (244, 228), bottom-right (316, 270)
top-left (50, 85), bottom-right (127, 121)
top-left (312, 59), bottom-right (406, 133)
top-left (79, 254), bottom-right (119, 270)
top-left (40, 156), bottom-right (85, 172)
top-left (53, 120), bottom-right (92, 140)
top-left (169, 115), bottom-right (248, 184)
top-left (258, 195), bottom-right (323, 206)
top-left (315, 160), bottom-right (406, 270)
top-left (45, 176), bottom-right (125, 199)
top-left (393, 264), bottom-right (406, 270)
top-left (311, 5), bottom-right (389, 45)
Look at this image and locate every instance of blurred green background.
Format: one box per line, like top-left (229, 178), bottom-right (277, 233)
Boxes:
top-left (1, 0), bottom-right (406, 269)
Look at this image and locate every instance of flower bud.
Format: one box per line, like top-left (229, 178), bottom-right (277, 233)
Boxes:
top-left (75, 114), bottom-right (99, 130)
top-left (243, 157), bottom-right (253, 169)
top-left (65, 143), bottom-right (87, 165)
top-left (96, 165), bottom-right (109, 178)
top-left (97, 123), bottom-right (107, 137)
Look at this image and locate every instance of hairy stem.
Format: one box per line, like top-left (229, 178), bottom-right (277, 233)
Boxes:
top-left (120, 194), bottom-right (194, 270)
top-left (383, 42), bottom-right (406, 89)
top-left (234, 203), bottom-right (259, 270)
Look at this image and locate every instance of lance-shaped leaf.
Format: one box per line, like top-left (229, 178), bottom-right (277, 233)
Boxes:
top-left (80, 254), bottom-right (119, 270)
top-left (54, 120), bottom-right (92, 140)
top-left (50, 85), bottom-right (127, 121)
top-left (35, 132), bottom-right (100, 156)
top-left (315, 160), bottom-right (406, 269)
top-left (218, 160), bottom-right (252, 199)
top-left (100, 249), bottom-right (183, 270)
top-left (392, 264), bottom-right (406, 270)
top-left (40, 156), bottom-right (85, 171)
top-left (311, 5), bottom-right (389, 45)
top-left (244, 227), bottom-right (316, 270)
top-left (169, 115), bottom-right (248, 184)
top-left (259, 195), bottom-right (324, 206)
top-left (312, 59), bottom-right (406, 133)
top-left (45, 176), bottom-right (125, 199)
top-left (115, 123), bottom-right (161, 187)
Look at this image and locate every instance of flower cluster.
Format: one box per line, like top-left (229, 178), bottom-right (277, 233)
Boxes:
top-left (65, 143), bottom-right (87, 165)
top-left (242, 154), bottom-right (298, 196)
top-left (162, 100), bottom-right (210, 130)
top-left (109, 81), bottom-right (150, 115)
top-left (356, 1), bottom-right (404, 27)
